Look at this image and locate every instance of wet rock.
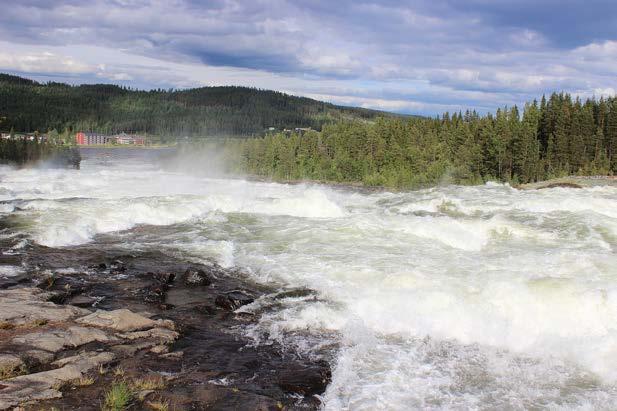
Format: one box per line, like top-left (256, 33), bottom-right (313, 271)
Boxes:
top-left (0, 352), bottom-right (114, 410)
top-left (0, 274), bottom-right (30, 290)
top-left (12, 326), bottom-right (115, 353)
top-left (162, 351), bottom-right (183, 360)
top-left (112, 341), bottom-right (160, 356)
top-left (150, 345), bottom-right (169, 354)
top-left (194, 304), bottom-right (217, 315)
top-left (117, 327), bottom-right (179, 343)
top-left (142, 283), bottom-right (169, 304)
top-left (181, 386), bottom-right (283, 411)
top-left (20, 350), bottom-right (53, 366)
top-left (76, 308), bottom-right (174, 332)
top-left (109, 260), bottom-right (127, 274)
top-left (215, 291), bottom-right (254, 311)
top-left (153, 271), bottom-right (176, 284)
top-left (183, 269), bottom-right (212, 286)
top-left (278, 362), bottom-right (331, 396)
top-left (67, 295), bottom-right (97, 308)
top-left (274, 288), bottom-right (315, 300)
top-left (0, 288), bottom-right (89, 326)
top-left (0, 355), bottom-right (25, 380)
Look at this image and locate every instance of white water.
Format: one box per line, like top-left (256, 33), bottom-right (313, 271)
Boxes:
top-left (2, 149), bottom-right (617, 409)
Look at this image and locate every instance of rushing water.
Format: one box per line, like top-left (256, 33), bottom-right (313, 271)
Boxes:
top-left (2, 148), bottom-right (617, 410)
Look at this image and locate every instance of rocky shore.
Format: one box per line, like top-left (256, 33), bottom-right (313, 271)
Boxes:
top-left (517, 175), bottom-right (617, 190)
top-left (0, 241), bottom-right (331, 410)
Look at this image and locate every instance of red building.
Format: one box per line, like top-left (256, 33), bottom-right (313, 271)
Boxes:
top-left (75, 132), bottom-right (113, 145)
top-left (76, 131), bottom-right (147, 145)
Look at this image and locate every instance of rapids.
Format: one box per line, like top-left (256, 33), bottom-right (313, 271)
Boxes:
top-left (1, 148), bottom-right (617, 409)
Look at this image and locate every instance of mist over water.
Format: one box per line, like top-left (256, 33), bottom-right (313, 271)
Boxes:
top-left (2, 148), bottom-right (617, 409)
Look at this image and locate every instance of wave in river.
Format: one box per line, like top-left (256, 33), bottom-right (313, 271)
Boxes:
top-left (2, 150), bottom-right (617, 409)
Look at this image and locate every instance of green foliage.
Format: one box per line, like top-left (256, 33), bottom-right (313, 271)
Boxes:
top-left (102, 381), bottom-right (133, 411)
top-left (221, 93), bottom-right (617, 189)
top-left (0, 136), bottom-right (80, 167)
top-left (0, 74), bottom-right (399, 138)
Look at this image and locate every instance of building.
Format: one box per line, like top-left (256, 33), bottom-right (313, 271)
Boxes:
top-left (76, 132), bottom-right (114, 145)
top-left (114, 132), bottom-right (146, 145)
top-left (75, 131), bottom-right (147, 145)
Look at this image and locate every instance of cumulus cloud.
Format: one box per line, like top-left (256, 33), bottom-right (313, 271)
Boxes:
top-left (0, 50), bottom-right (93, 74)
top-left (0, 0), bottom-right (616, 115)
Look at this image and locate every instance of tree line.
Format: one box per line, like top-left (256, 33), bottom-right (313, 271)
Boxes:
top-left (215, 92), bottom-right (617, 188)
top-left (0, 73), bottom-right (395, 138)
top-left (0, 136), bottom-right (81, 168)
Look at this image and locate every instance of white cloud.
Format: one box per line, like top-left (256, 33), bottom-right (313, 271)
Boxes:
top-left (0, 51), bottom-right (93, 74)
top-left (0, 1), bottom-right (616, 114)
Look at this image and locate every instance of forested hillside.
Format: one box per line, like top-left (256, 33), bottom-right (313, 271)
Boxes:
top-left (0, 73), bottom-right (394, 137)
top-left (0, 137), bottom-right (81, 168)
top-left (215, 93), bottom-right (617, 188)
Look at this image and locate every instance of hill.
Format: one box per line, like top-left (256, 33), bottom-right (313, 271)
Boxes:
top-left (0, 73), bottom-right (402, 137)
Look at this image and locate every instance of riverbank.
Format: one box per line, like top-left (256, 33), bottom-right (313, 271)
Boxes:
top-left (517, 175), bottom-right (617, 190)
top-left (0, 236), bottom-right (330, 410)
top-left (77, 144), bottom-right (177, 149)
top-left (0, 140), bottom-right (80, 168)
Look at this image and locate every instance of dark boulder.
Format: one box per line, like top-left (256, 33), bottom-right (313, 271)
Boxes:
top-left (67, 295), bottom-right (97, 308)
top-left (110, 260), bottom-right (127, 273)
top-left (194, 304), bottom-right (217, 315)
top-left (274, 288), bottom-right (315, 300)
top-left (215, 291), bottom-right (254, 311)
top-left (142, 283), bottom-right (169, 304)
top-left (0, 273), bottom-right (30, 290)
top-left (183, 269), bottom-right (212, 287)
top-left (278, 361), bottom-right (331, 396)
top-left (153, 271), bottom-right (176, 284)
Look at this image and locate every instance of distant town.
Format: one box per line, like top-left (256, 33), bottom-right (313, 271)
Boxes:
top-left (75, 132), bottom-right (147, 146)
top-left (0, 127), bottom-right (314, 146)
top-left (0, 131), bottom-right (149, 146)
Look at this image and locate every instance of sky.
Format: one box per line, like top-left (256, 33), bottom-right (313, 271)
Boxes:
top-left (0, 0), bottom-right (616, 115)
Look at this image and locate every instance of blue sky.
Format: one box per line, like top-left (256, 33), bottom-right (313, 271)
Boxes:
top-left (0, 0), bottom-right (616, 115)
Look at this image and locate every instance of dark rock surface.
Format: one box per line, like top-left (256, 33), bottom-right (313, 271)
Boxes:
top-left (215, 290), bottom-right (255, 311)
top-left (0, 235), bottom-right (332, 410)
top-left (278, 362), bottom-right (332, 396)
top-left (183, 268), bottom-right (212, 286)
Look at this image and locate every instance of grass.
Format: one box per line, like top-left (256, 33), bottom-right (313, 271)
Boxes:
top-left (28, 318), bottom-right (48, 327)
top-left (113, 366), bottom-right (125, 378)
top-left (145, 398), bottom-right (170, 411)
top-left (0, 321), bottom-right (14, 330)
top-left (0, 365), bottom-right (16, 380)
top-left (0, 362), bottom-right (28, 380)
top-left (102, 381), bottom-right (133, 411)
top-left (74, 375), bottom-right (95, 387)
top-left (0, 319), bottom-right (47, 330)
top-left (130, 375), bottom-right (166, 391)
top-left (43, 275), bottom-right (56, 289)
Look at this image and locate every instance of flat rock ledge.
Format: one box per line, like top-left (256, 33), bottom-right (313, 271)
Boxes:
top-left (0, 287), bottom-right (178, 410)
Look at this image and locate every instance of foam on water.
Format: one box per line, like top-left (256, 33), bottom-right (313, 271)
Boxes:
top-left (2, 150), bottom-right (617, 409)
top-left (0, 265), bottom-right (24, 278)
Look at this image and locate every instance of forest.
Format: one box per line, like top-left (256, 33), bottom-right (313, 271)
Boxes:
top-left (213, 92), bottom-right (617, 188)
top-left (3, 72), bottom-right (616, 187)
top-left (0, 73), bottom-right (393, 137)
top-left (0, 136), bottom-right (81, 168)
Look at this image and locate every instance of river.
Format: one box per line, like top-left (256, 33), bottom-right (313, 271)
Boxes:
top-left (1, 148), bottom-right (617, 409)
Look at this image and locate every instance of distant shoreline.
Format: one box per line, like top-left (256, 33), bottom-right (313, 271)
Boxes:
top-left (517, 176), bottom-right (617, 190)
top-left (77, 144), bottom-right (177, 149)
